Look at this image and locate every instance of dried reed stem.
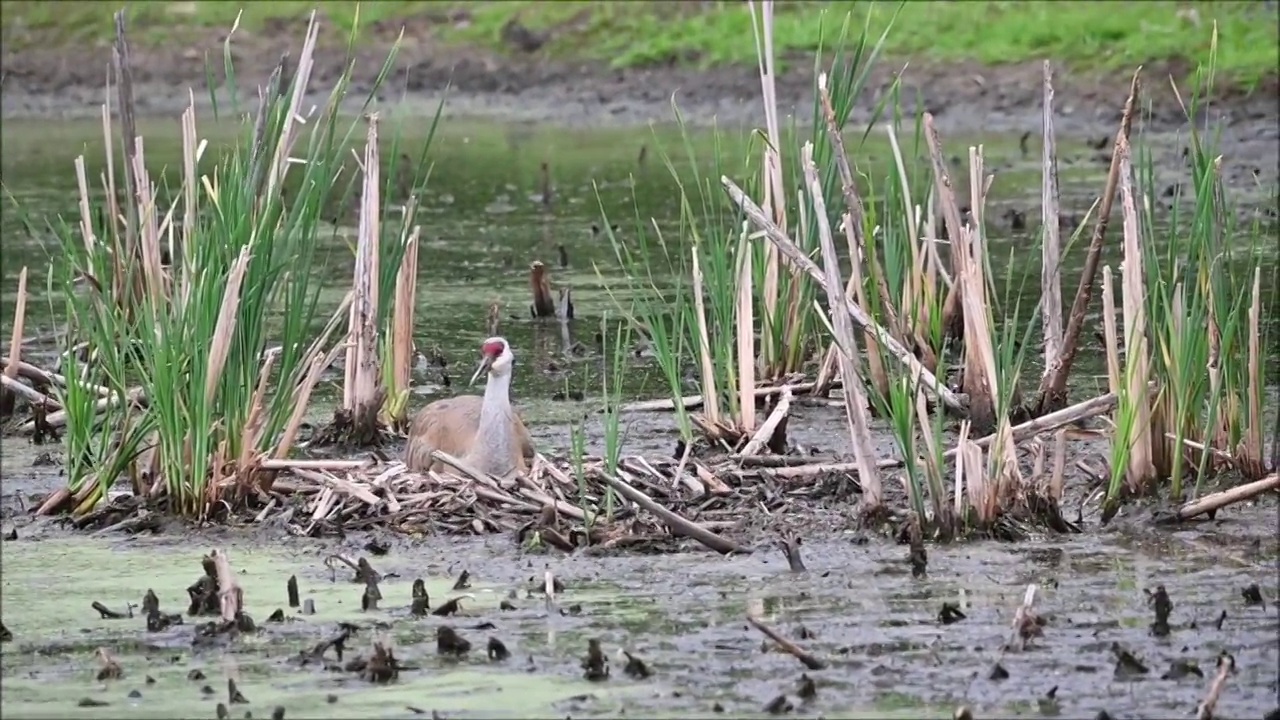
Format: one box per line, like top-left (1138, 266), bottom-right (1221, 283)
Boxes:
top-left (749, 0), bottom-right (786, 376)
top-left (802, 142), bottom-right (884, 511)
top-left (344, 113), bottom-right (384, 436)
top-left (722, 177), bottom-right (967, 415)
top-left (1116, 136), bottom-right (1155, 492)
top-left (1040, 61), bottom-right (1064, 381)
top-left (1036, 68), bottom-right (1142, 414)
top-left (389, 224), bottom-right (421, 425)
top-left (690, 246), bottom-right (722, 429)
top-left (922, 114), bottom-right (967, 340)
top-left (1241, 268), bottom-right (1264, 477)
top-left (735, 219), bottom-right (757, 433)
top-left (4, 269), bottom-right (29, 394)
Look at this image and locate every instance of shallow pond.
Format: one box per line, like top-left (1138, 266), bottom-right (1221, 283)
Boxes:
top-left (1, 523), bottom-right (1277, 718)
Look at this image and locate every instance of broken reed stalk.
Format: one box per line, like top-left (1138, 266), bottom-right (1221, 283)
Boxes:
top-left (529, 261), bottom-right (555, 318)
top-left (1, 268), bottom-right (30, 415)
top-left (211, 549), bottom-right (243, 623)
top-left (343, 113), bottom-right (384, 443)
top-left (1036, 68), bottom-right (1142, 415)
top-left (386, 222), bottom-right (421, 429)
top-left (735, 218), bottom-right (757, 435)
top-left (801, 140), bottom-right (884, 511)
top-left (750, 0), bottom-right (787, 380)
top-left (922, 113), bottom-right (967, 341)
top-left (816, 72), bottom-right (892, 399)
top-left (1196, 652), bottom-right (1234, 720)
top-left (1115, 135), bottom-right (1156, 494)
top-left (690, 247), bottom-right (724, 431)
top-left (740, 386), bottom-right (791, 456)
top-left (957, 147), bottom-right (1000, 434)
top-left (1039, 61), bottom-right (1064, 388)
top-left (722, 177), bottom-right (967, 416)
top-left (1240, 268), bottom-right (1265, 477)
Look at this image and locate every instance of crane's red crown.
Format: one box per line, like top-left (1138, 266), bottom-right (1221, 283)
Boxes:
top-left (482, 339), bottom-right (507, 358)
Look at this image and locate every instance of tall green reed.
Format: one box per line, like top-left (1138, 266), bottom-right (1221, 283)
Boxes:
top-left (44, 12), bottom-right (413, 518)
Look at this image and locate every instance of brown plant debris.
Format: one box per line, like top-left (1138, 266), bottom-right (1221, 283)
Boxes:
top-left (95, 647), bottom-right (123, 681)
top-left (622, 650), bottom-right (650, 679)
top-left (1145, 585), bottom-right (1173, 636)
top-left (92, 601), bottom-right (132, 619)
top-left (1110, 642), bottom-right (1149, 679)
top-left (582, 638), bottom-right (609, 681)
top-left (487, 637), bottom-right (511, 662)
top-left (410, 579), bottom-right (430, 616)
top-left (436, 626), bottom-right (471, 657)
top-left (747, 616), bottom-right (826, 671)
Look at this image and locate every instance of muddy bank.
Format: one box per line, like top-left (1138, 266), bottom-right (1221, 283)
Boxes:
top-left (2, 22), bottom-right (1277, 177)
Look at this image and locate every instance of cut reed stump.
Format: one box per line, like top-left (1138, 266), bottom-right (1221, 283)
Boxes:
top-left (336, 113), bottom-right (387, 446)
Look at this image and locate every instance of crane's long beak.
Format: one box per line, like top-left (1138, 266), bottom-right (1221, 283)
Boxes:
top-left (469, 355), bottom-right (494, 386)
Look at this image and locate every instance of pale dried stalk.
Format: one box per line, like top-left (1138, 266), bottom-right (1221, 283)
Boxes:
top-left (1040, 61), bottom-right (1064, 379)
top-left (4, 268), bottom-right (28, 388)
top-left (722, 177), bottom-right (967, 415)
top-left (1101, 268), bottom-right (1121, 394)
top-left (740, 386), bottom-right (791, 456)
top-left (345, 114), bottom-right (383, 425)
top-left (1116, 136), bottom-right (1155, 491)
top-left (179, 101), bottom-right (199, 308)
top-left (840, 211), bottom-right (888, 398)
top-left (952, 421), bottom-right (970, 519)
top-left (818, 74), bottom-right (895, 336)
top-left (1037, 69), bottom-right (1142, 413)
top-left (75, 158), bottom-right (97, 256)
top-left (130, 139), bottom-right (166, 306)
top-left (749, 0), bottom-right (785, 375)
top-left (886, 124), bottom-right (937, 351)
top-left (235, 348), bottom-right (279, 480)
top-left (690, 246), bottom-right (722, 428)
top-left (390, 223), bottom-right (421, 419)
top-left (735, 219), bottom-right (757, 432)
top-left (1050, 429), bottom-right (1067, 502)
top-left (211, 549), bottom-right (243, 623)
top-left (802, 142), bottom-right (884, 511)
top-left (1241, 268), bottom-right (1264, 476)
top-left (923, 114), bottom-right (967, 338)
top-left (264, 13), bottom-right (319, 199)
top-left (1195, 652), bottom-right (1234, 720)
top-left (205, 249), bottom-right (252, 406)
top-left (958, 147), bottom-right (999, 432)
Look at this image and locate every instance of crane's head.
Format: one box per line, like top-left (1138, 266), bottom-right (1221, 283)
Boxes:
top-left (470, 336), bottom-right (514, 386)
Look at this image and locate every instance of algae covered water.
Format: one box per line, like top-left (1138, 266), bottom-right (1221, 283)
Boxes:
top-left (2, 525), bottom-right (1277, 718)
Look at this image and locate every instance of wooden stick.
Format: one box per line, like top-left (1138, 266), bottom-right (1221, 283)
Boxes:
top-left (746, 616), bottom-right (826, 670)
top-left (0, 375), bottom-right (56, 408)
top-left (740, 387), bottom-right (792, 456)
top-left (943, 388), bottom-right (1140, 460)
top-left (723, 177), bottom-right (967, 415)
top-left (1196, 652), bottom-right (1235, 720)
top-left (1172, 473), bottom-right (1278, 522)
top-left (597, 472), bottom-right (751, 555)
top-left (731, 457), bottom-right (902, 483)
top-left (622, 379), bottom-right (819, 413)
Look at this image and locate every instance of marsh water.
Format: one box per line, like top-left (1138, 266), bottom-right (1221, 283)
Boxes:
top-left (2, 113), bottom-right (1278, 718)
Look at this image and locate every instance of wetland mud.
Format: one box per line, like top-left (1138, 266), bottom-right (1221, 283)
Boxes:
top-left (1, 526), bottom-right (1278, 718)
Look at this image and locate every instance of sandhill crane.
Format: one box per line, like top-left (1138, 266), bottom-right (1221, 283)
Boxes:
top-left (404, 336), bottom-right (535, 479)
